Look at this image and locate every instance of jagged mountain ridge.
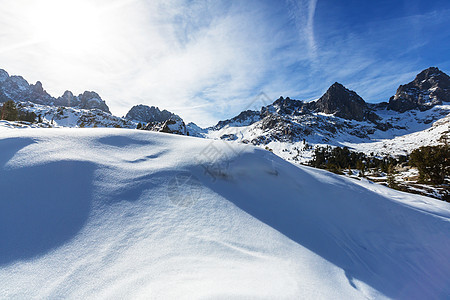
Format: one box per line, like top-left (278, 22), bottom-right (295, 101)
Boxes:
top-left (209, 67), bottom-right (450, 131)
top-left (15, 102), bottom-right (135, 129)
top-left (201, 67), bottom-right (450, 161)
top-left (0, 68), bottom-right (188, 131)
top-left (1, 66), bottom-right (449, 149)
top-left (0, 69), bottom-right (110, 113)
top-left (308, 82), bottom-right (378, 121)
top-left (125, 104), bottom-right (189, 135)
top-left (388, 67), bottom-right (450, 112)
top-left (125, 104), bottom-right (182, 123)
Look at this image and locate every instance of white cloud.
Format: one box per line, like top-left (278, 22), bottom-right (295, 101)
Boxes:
top-left (0, 1), bottom-right (448, 127)
top-left (286, 0), bottom-right (319, 61)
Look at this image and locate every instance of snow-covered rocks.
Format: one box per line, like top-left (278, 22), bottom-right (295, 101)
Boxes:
top-left (125, 104), bottom-right (182, 124)
top-left (388, 67), bottom-right (450, 112)
top-left (15, 102), bottom-right (135, 129)
top-left (0, 69), bottom-right (111, 113)
top-left (198, 68), bottom-right (450, 165)
top-left (143, 118), bottom-right (187, 135)
top-left (54, 91), bottom-right (111, 113)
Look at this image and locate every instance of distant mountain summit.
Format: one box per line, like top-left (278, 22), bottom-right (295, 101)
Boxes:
top-left (0, 68), bottom-right (195, 131)
top-left (125, 104), bottom-right (189, 135)
top-left (209, 67), bottom-right (450, 135)
top-left (199, 67), bottom-right (449, 170)
top-left (308, 82), bottom-right (378, 121)
top-left (1, 66), bottom-right (449, 145)
top-left (54, 91), bottom-right (110, 113)
top-left (125, 104), bottom-right (182, 123)
top-left (388, 67), bottom-right (450, 112)
top-left (210, 82), bottom-right (379, 132)
top-left (0, 69), bottom-right (111, 113)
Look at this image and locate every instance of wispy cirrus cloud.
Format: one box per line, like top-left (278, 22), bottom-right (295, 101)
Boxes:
top-left (286, 0), bottom-right (319, 62)
top-left (0, 0), bottom-right (449, 126)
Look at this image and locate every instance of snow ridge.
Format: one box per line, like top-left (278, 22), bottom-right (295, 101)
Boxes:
top-left (0, 128), bottom-right (449, 298)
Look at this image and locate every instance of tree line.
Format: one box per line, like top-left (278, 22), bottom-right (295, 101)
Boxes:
top-left (309, 145), bottom-right (448, 185)
top-left (0, 100), bottom-right (40, 123)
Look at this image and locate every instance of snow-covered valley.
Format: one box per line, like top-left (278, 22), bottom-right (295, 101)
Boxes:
top-left (0, 128), bottom-right (449, 299)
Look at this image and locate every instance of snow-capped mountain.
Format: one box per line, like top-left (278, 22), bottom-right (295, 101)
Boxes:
top-left (0, 69), bottom-right (191, 132)
top-left (54, 90), bottom-right (111, 113)
top-left (0, 69), bottom-right (110, 113)
top-left (143, 118), bottom-right (187, 135)
top-left (388, 67), bottom-right (450, 112)
top-left (199, 67), bottom-right (450, 163)
top-left (125, 104), bottom-right (188, 135)
top-left (1, 66), bottom-right (448, 157)
top-left (17, 102), bottom-right (136, 129)
top-left (308, 82), bottom-right (379, 122)
top-left (125, 104), bottom-right (182, 123)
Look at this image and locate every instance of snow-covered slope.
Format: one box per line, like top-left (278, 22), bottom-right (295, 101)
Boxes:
top-left (0, 128), bottom-right (449, 299)
top-left (16, 102), bottom-right (136, 129)
top-left (345, 111), bottom-right (450, 156)
top-left (203, 104), bottom-right (450, 163)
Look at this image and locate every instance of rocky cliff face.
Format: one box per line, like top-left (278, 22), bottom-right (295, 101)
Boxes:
top-left (143, 119), bottom-right (187, 135)
top-left (54, 91), bottom-right (111, 113)
top-left (0, 69), bottom-right (111, 113)
top-left (78, 91), bottom-right (110, 113)
top-left (0, 72), bottom-right (54, 106)
top-left (125, 104), bottom-right (182, 123)
top-left (213, 110), bottom-right (261, 130)
top-left (54, 91), bottom-right (79, 107)
top-left (388, 67), bottom-right (450, 112)
top-left (200, 67), bottom-right (450, 166)
top-left (308, 82), bottom-right (378, 121)
top-left (126, 104), bottom-right (189, 135)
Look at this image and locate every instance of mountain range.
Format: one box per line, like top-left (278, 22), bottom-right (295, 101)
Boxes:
top-left (1, 67), bottom-right (450, 297)
top-left (1, 67), bottom-right (449, 160)
top-left (200, 67), bottom-right (449, 161)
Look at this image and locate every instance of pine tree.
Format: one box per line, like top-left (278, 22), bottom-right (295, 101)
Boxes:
top-left (410, 145), bottom-right (449, 184)
top-left (1, 100), bottom-right (18, 121)
top-left (17, 111), bottom-right (37, 122)
top-left (387, 164), bottom-right (397, 189)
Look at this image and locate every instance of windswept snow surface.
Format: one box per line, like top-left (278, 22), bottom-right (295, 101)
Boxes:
top-left (0, 128), bottom-right (449, 299)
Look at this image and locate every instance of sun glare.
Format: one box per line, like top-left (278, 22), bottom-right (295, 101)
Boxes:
top-left (28, 0), bottom-right (106, 54)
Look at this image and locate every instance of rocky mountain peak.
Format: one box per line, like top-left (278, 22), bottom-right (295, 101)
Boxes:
top-left (31, 81), bottom-right (44, 93)
top-left (55, 91), bottom-right (79, 108)
top-left (323, 82), bottom-right (364, 104)
top-left (0, 69), bottom-right (9, 82)
top-left (268, 96), bottom-right (303, 116)
top-left (0, 68), bottom-right (111, 113)
top-left (62, 90), bottom-right (74, 98)
top-left (308, 82), bottom-right (370, 121)
top-left (415, 67), bottom-right (448, 82)
top-left (212, 109), bottom-right (261, 130)
top-left (77, 91), bottom-right (111, 114)
top-left (329, 81), bottom-right (346, 90)
top-left (125, 104), bottom-right (181, 124)
top-left (408, 67), bottom-right (450, 92)
top-left (388, 67), bottom-right (450, 112)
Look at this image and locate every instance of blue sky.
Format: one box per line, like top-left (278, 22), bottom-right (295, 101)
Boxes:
top-left (0, 0), bottom-right (449, 126)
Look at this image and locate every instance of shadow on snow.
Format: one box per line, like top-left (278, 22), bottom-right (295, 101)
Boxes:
top-left (0, 138), bottom-right (95, 266)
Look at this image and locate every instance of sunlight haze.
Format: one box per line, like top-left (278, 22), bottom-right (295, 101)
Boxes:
top-left (0, 0), bottom-right (449, 126)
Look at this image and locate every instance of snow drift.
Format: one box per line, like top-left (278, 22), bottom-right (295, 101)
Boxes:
top-left (0, 128), bottom-right (449, 299)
